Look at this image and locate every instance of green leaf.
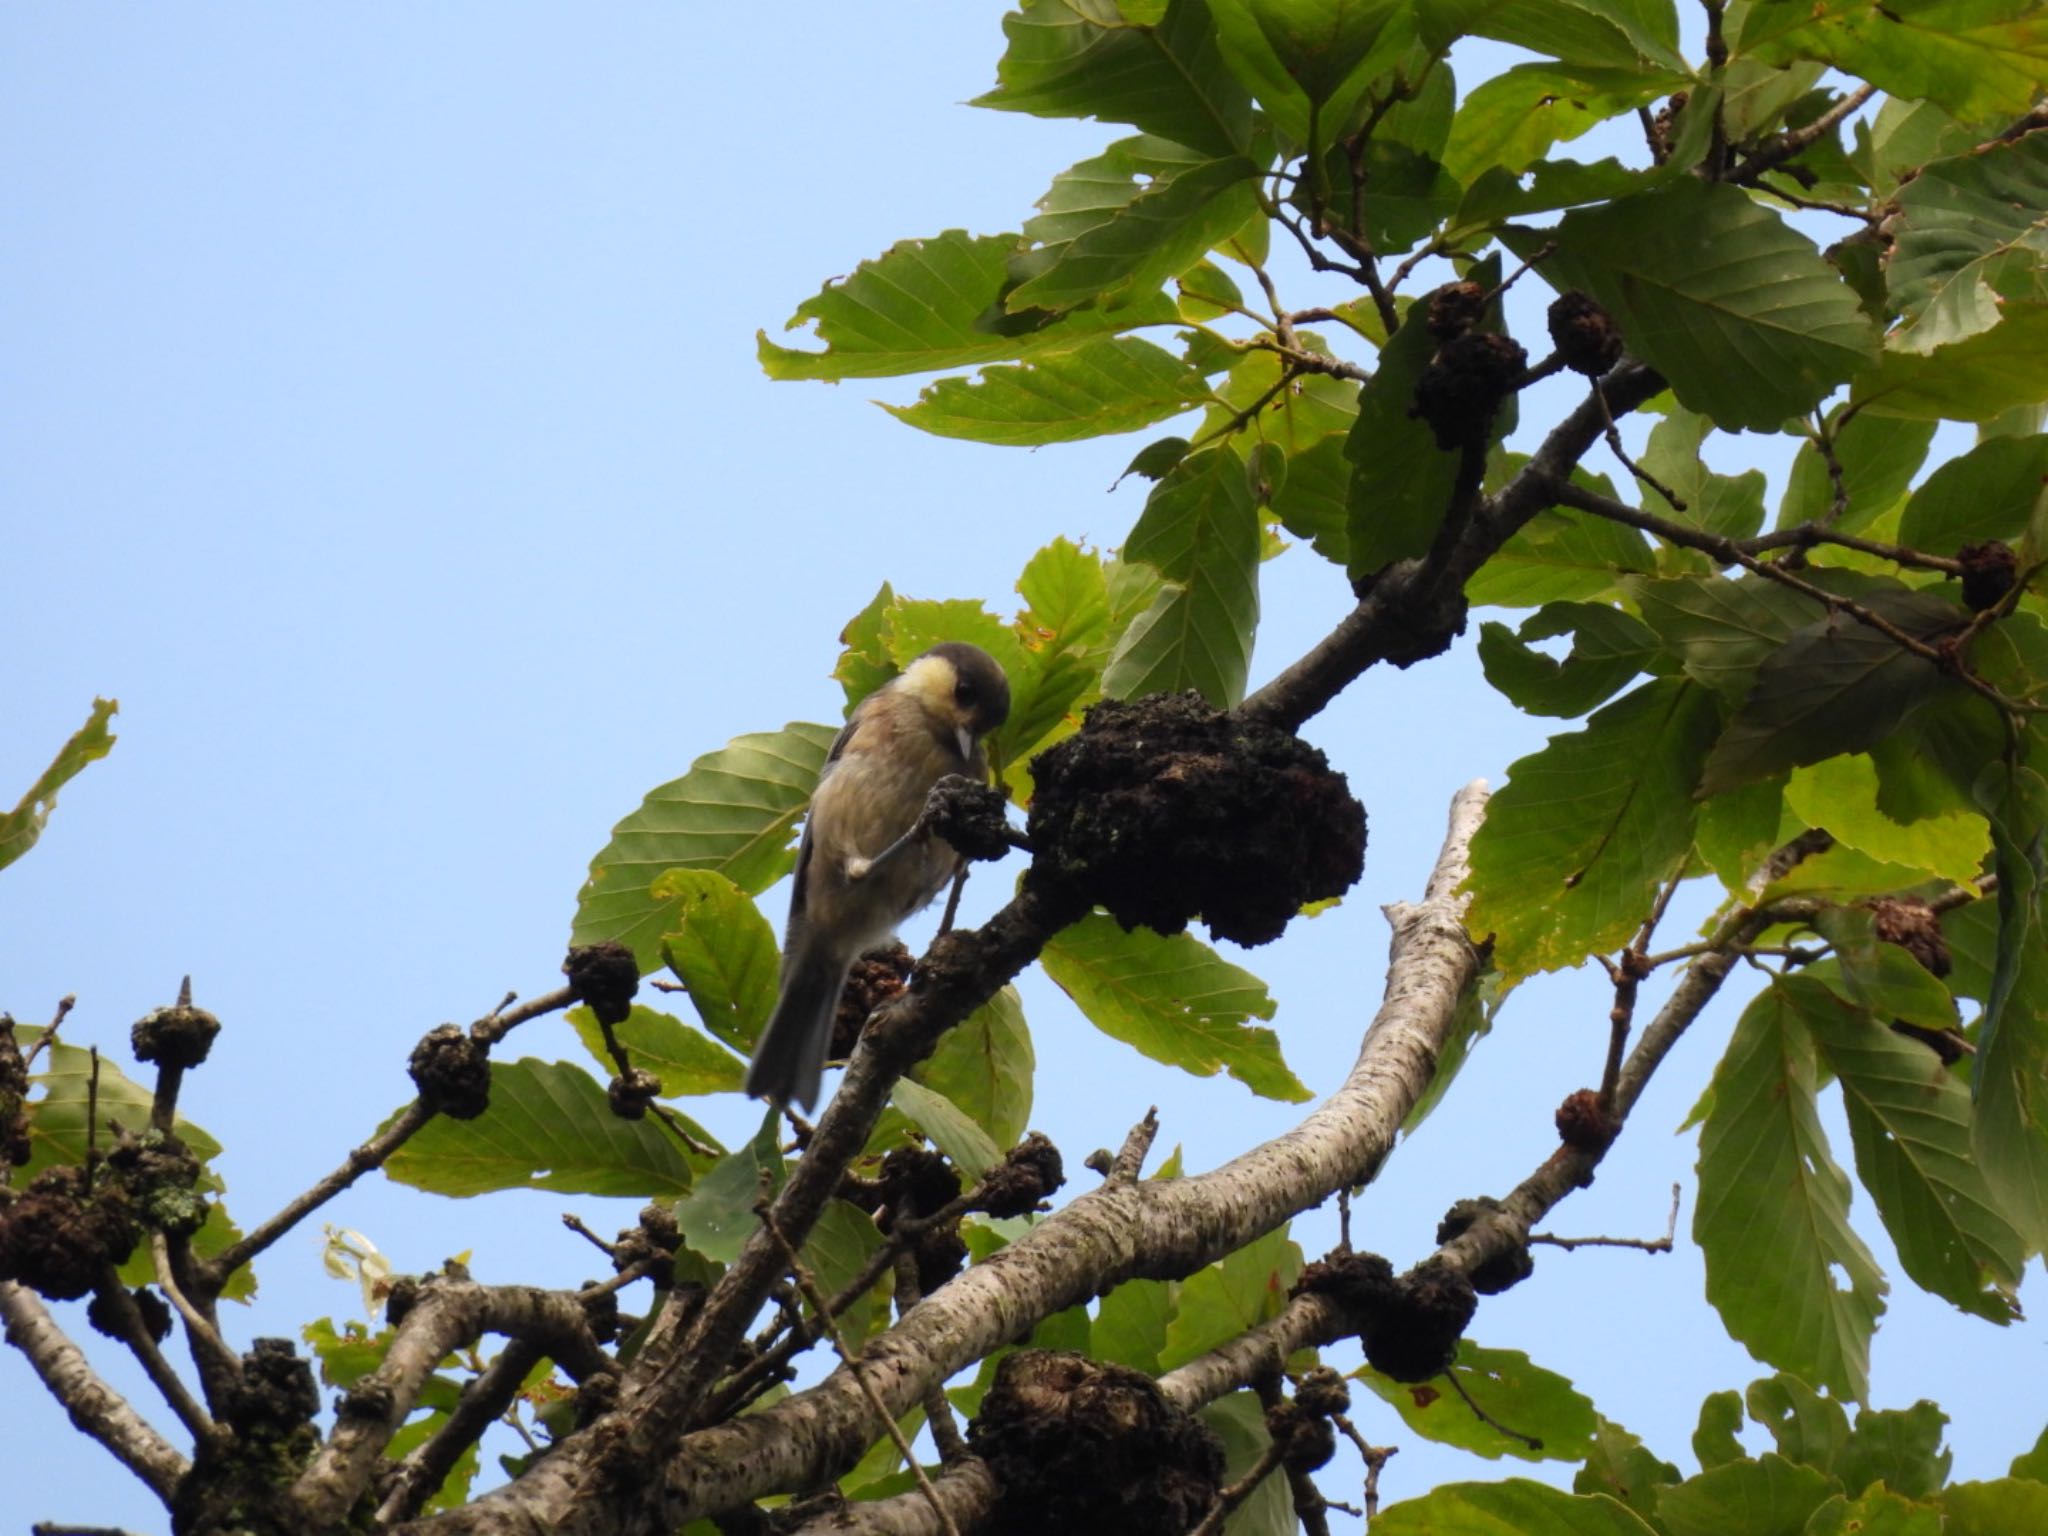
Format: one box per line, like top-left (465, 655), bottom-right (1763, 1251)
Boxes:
top-left (995, 538), bottom-right (1117, 784)
top-left (1373, 1478), bottom-right (1661, 1536)
top-left (1856, 97), bottom-right (1981, 199)
top-left (1655, 1452), bottom-right (1837, 1536)
top-left (1200, 1392), bottom-right (1296, 1536)
top-left (1039, 912), bottom-right (1310, 1100)
top-left (573, 723), bottom-right (837, 972)
top-left (1737, 1), bottom-right (2048, 123)
top-left (1207, 0), bottom-right (1406, 148)
top-left (2011, 1424), bottom-right (2048, 1483)
top-left (1466, 679), bottom-right (1718, 979)
top-left (1805, 1487), bottom-right (1944, 1536)
top-left (1539, 180), bottom-right (1878, 432)
top-left (1573, 1416), bottom-right (1682, 1523)
top-left (1783, 755), bottom-right (1989, 884)
top-left (1694, 983), bottom-right (1886, 1401)
top-left (974, 0), bottom-right (1255, 157)
top-left (672, 1115), bottom-right (782, 1263)
top-left (1159, 1226), bottom-right (1302, 1369)
top-left (1300, 140), bottom-right (1461, 255)
top-left (1811, 918), bottom-right (1960, 1033)
top-left (1855, 302), bottom-right (2048, 423)
top-left (1356, 1341), bottom-right (1598, 1462)
top-left (1698, 591), bottom-right (1964, 795)
top-left (0, 697), bottom-right (116, 874)
top-left (1426, 0), bottom-right (1686, 71)
top-left (1102, 446), bottom-right (1262, 708)
top-left (1475, 602), bottom-right (1659, 718)
top-left (1092, 1276), bottom-right (1179, 1373)
top-left (799, 1200), bottom-right (888, 1346)
top-left (883, 337), bottom-right (1212, 446)
top-left (1841, 1401), bottom-right (1953, 1499)
top-left (1627, 573), bottom-right (1818, 699)
top-left (1344, 310), bottom-right (1461, 577)
top-left (1009, 156), bottom-right (1263, 315)
top-left (1969, 766), bottom-right (2048, 1251)
top-left (1466, 501), bottom-right (1655, 609)
top-left (891, 1077), bottom-right (1004, 1181)
top-left (569, 1004), bottom-right (746, 1098)
top-left (1634, 406), bottom-right (1768, 540)
top-left (1778, 412), bottom-right (1936, 536)
top-left (1944, 1478), bottom-right (2048, 1536)
top-left (1888, 135), bottom-right (2048, 356)
top-left (384, 1059), bottom-right (706, 1199)
top-left (912, 986), bottom-right (1034, 1154)
top-left (759, 230), bottom-right (1179, 382)
top-left (656, 871), bottom-right (782, 1055)
top-left (1455, 156), bottom-right (1647, 227)
top-left (1443, 63), bottom-right (1676, 182)
top-left (22, 1037), bottom-right (223, 1175)
top-left (1896, 432), bottom-right (2048, 552)
top-left (1694, 1389), bottom-right (1748, 1469)
top-left (1746, 1372), bottom-right (1849, 1475)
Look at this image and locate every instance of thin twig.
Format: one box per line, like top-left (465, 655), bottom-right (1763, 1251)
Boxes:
top-left (91, 1270), bottom-right (218, 1447)
top-left (1332, 1417), bottom-right (1395, 1519)
top-left (1531, 1184), bottom-right (1681, 1254)
top-left (151, 1233), bottom-right (239, 1385)
top-left (561, 1214), bottom-right (619, 1258)
top-left (1188, 1442), bottom-right (1287, 1536)
top-left (1599, 385), bottom-right (1685, 511)
top-left (1726, 83), bottom-right (1879, 183)
top-left (1443, 1368), bottom-right (1542, 1451)
top-left (757, 1203), bottom-right (961, 1536)
top-left (22, 994), bottom-right (75, 1071)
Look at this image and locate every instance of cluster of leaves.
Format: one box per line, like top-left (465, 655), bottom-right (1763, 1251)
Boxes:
top-left (1370, 1359), bottom-right (2048, 1535)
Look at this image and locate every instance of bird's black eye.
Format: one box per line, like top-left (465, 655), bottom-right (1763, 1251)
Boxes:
top-left (954, 678), bottom-right (976, 707)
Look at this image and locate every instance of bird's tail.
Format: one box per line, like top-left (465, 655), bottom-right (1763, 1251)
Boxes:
top-left (744, 938), bottom-right (850, 1111)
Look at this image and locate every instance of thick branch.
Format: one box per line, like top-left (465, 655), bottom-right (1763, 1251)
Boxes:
top-left (1, 1280), bottom-right (189, 1503)
top-left (414, 785), bottom-right (1489, 1536)
top-left (295, 1279), bottom-right (612, 1528)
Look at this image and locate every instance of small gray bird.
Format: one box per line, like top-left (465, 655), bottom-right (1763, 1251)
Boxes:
top-left (744, 642), bottom-right (1012, 1110)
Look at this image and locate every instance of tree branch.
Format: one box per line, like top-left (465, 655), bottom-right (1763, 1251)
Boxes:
top-left (1, 1280), bottom-right (189, 1503)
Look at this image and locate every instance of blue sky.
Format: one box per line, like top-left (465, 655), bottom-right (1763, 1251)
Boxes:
top-left (2, 7), bottom-right (2035, 1531)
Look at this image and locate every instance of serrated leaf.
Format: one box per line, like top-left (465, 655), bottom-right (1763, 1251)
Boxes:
top-left (1573, 1416), bottom-right (1682, 1522)
top-left (1538, 180), bottom-right (1878, 432)
top-left (1009, 156), bottom-right (1263, 315)
top-left (569, 1005), bottom-right (746, 1098)
top-left (1778, 411), bottom-right (1936, 536)
top-left (974, 0), bottom-right (1255, 157)
top-left (1466, 502), bottom-right (1655, 609)
top-left (1634, 406), bottom-right (1768, 540)
top-left (1092, 1276), bottom-right (1179, 1373)
top-left (1699, 592), bottom-right (1965, 795)
top-left (1443, 63), bottom-right (1677, 182)
top-left (1655, 1452), bottom-right (1836, 1536)
top-left (1694, 983), bottom-right (1886, 1401)
top-left (384, 1059), bottom-right (706, 1199)
top-left (1207, 0), bottom-right (1406, 149)
top-left (1896, 432), bottom-right (2048, 552)
top-left (1784, 754), bottom-right (1989, 884)
top-left (1888, 135), bottom-right (2048, 355)
top-left (1476, 602), bottom-right (1660, 718)
top-left (1267, 433), bottom-right (1351, 565)
top-left (884, 337), bottom-right (1212, 446)
top-left (1855, 302), bottom-right (2048, 422)
top-left (653, 871), bottom-right (782, 1054)
top-left (1841, 1401), bottom-right (1953, 1498)
top-left (759, 230), bottom-right (1179, 382)
top-left (800, 1200), bottom-right (888, 1346)
top-left (1040, 912), bottom-right (1309, 1100)
top-left (1627, 573), bottom-right (1820, 699)
top-left (1344, 309), bottom-right (1461, 577)
top-left (1102, 446), bottom-right (1262, 707)
top-left (1466, 679), bottom-right (1718, 979)
top-left (911, 986), bottom-right (1034, 1154)
top-left (672, 1115), bottom-right (781, 1263)
top-left (1201, 1392), bottom-right (1296, 1536)
top-left (1373, 1478), bottom-right (1661, 1536)
top-left (998, 538), bottom-right (1117, 784)
top-left (1159, 1226), bottom-right (1301, 1370)
top-left (1357, 1341), bottom-right (1598, 1462)
top-left (0, 697), bottom-right (116, 873)
top-left (890, 1077), bottom-right (1003, 1182)
top-left (1737, 0), bottom-right (2048, 123)
top-left (573, 723), bottom-right (837, 972)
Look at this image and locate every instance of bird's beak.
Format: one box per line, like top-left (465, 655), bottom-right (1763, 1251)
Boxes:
top-left (956, 725), bottom-right (976, 762)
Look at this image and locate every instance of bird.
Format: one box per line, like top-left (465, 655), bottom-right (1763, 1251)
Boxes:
top-left (743, 641), bottom-right (1011, 1110)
